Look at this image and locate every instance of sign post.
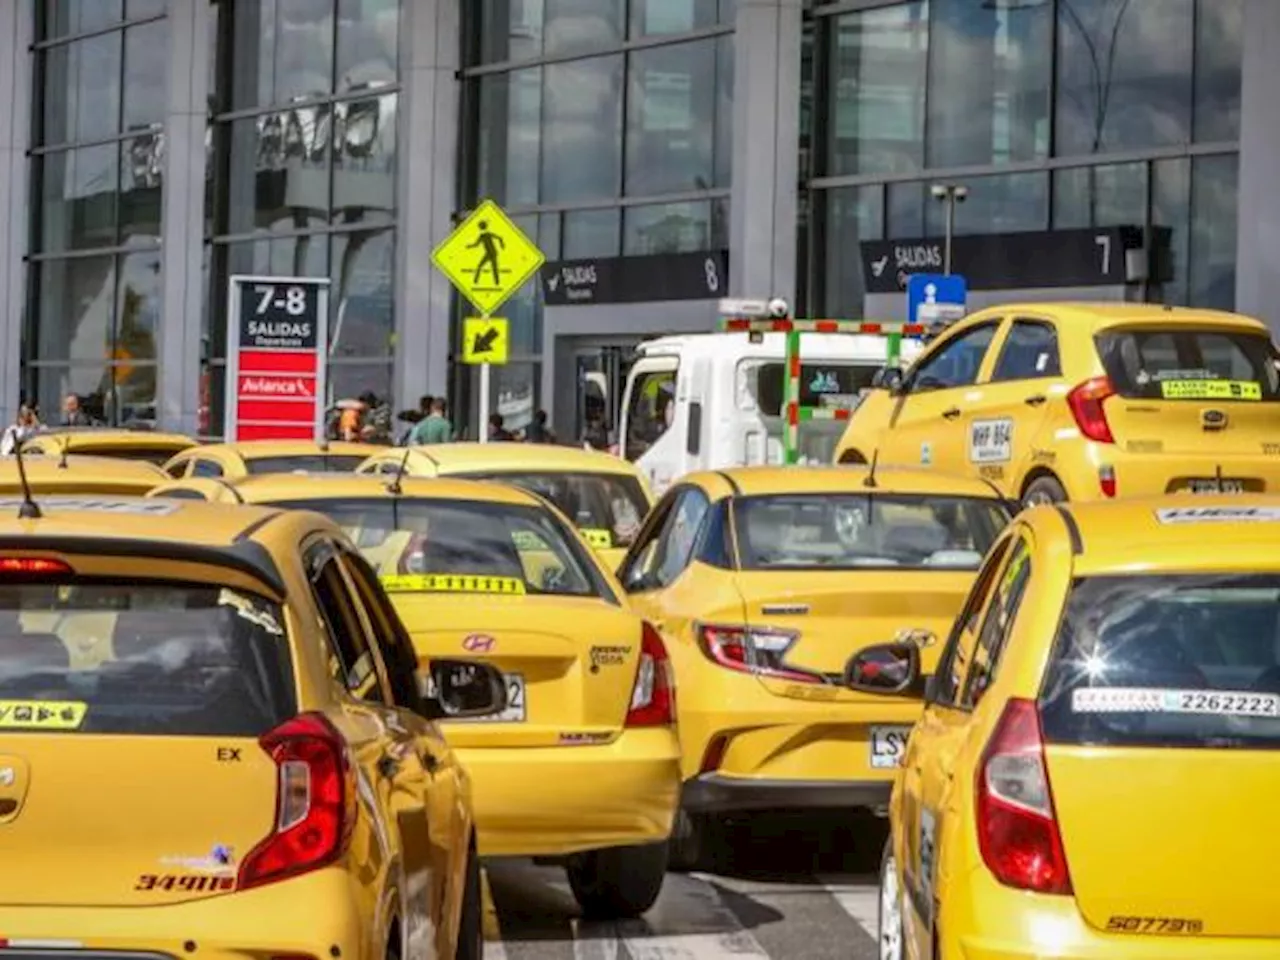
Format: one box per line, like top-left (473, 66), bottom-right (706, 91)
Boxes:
top-left (225, 275), bottom-right (330, 442)
top-left (431, 199), bottom-right (545, 442)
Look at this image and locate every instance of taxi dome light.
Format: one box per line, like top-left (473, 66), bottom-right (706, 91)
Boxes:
top-left (717, 297), bottom-right (770, 317)
top-left (0, 558), bottom-right (71, 575)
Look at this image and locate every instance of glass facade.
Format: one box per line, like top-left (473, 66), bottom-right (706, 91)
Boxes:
top-left (808, 0), bottom-right (1243, 317)
top-left (203, 0), bottom-right (399, 437)
top-left (462, 0), bottom-right (735, 430)
top-left (25, 0), bottom-right (168, 424)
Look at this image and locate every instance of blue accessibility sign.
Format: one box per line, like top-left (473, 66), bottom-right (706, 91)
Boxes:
top-left (907, 273), bottom-right (967, 328)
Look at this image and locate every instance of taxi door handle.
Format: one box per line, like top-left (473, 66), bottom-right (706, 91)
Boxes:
top-left (1024, 394), bottom-right (1047, 407)
top-left (941, 407), bottom-right (961, 420)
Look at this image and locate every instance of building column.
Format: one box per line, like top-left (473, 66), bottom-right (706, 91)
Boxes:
top-left (0, 0), bottom-right (33, 424)
top-left (1235, 0), bottom-right (1280, 334)
top-left (394, 0), bottom-right (461, 410)
top-left (156, 0), bottom-right (211, 434)
top-left (728, 0), bottom-right (802, 306)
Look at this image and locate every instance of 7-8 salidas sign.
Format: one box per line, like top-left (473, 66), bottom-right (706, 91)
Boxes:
top-left (224, 275), bottom-right (330, 442)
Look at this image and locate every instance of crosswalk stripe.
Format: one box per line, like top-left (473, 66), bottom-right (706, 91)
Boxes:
top-left (615, 873), bottom-right (772, 960)
top-left (818, 877), bottom-right (879, 939)
top-left (569, 920), bottom-right (620, 960)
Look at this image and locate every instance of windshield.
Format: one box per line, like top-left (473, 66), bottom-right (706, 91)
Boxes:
top-left (464, 471), bottom-right (649, 548)
top-left (273, 497), bottom-right (606, 598)
top-left (1040, 574), bottom-right (1280, 750)
top-left (0, 580), bottom-right (293, 736)
top-left (245, 455), bottom-right (366, 475)
top-left (1096, 328), bottom-right (1280, 401)
top-left (732, 494), bottom-right (1009, 570)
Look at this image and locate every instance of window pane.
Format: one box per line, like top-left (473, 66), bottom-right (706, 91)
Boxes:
top-left (336, 0), bottom-right (398, 92)
top-left (219, 234), bottom-right (329, 281)
top-left (545, 0), bottom-right (623, 57)
top-left (475, 68), bottom-right (542, 207)
top-left (625, 39), bottom-right (719, 196)
top-left (117, 249), bottom-right (162, 366)
top-left (629, 0), bottom-right (725, 38)
top-left (39, 144), bottom-right (118, 253)
top-left (121, 134), bottom-right (165, 244)
top-left (224, 108), bottom-right (330, 234)
top-left (122, 20), bottom-right (168, 133)
top-left (127, 0), bottom-right (167, 17)
top-left (1052, 162), bottom-right (1147, 230)
top-left (1055, 0), bottom-right (1193, 155)
top-left (33, 361), bottom-right (158, 427)
top-left (541, 56), bottom-right (623, 203)
top-left (41, 32), bottom-right (122, 145)
top-left (332, 93), bottom-right (396, 225)
top-left (924, 172), bottom-right (1047, 236)
top-left (327, 362), bottom-right (393, 409)
top-left (714, 33), bottom-right (734, 189)
top-left (925, 0), bottom-right (1050, 167)
top-left (563, 209), bottom-right (619, 258)
top-left (1189, 154), bottom-right (1238, 310)
top-left (481, 362), bottom-right (539, 436)
top-left (821, 185), bottom-right (882, 317)
top-left (1194, 0), bottom-right (1243, 142)
top-left (476, 0), bottom-right (544, 63)
top-left (1153, 157), bottom-right (1191, 305)
top-left (43, 0), bottom-right (124, 39)
top-left (623, 201), bottom-right (713, 256)
top-left (827, 2), bottom-right (929, 177)
top-left (229, 0), bottom-right (335, 111)
top-left (330, 229), bottom-right (394, 358)
top-left (34, 257), bottom-right (115, 363)
top-left (538, 212), bottom-right (562, 259)
top-left (887, 181), bottom-right (923, 238)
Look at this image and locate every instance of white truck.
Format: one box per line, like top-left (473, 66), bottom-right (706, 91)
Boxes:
top-left (617, 299), bottom-right (924, 494)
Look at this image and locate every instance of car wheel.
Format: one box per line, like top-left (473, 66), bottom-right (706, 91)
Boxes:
top-left (457, 845), bottom-right (484, 960)
top-left (1022, 475), bottom-right (1067, 509)
top-left (566, 840), bottom-right (669, 919)
top-left (878, 837), bottom-right (904, 960)
top-left (668, 809), bottom-right (719, 873)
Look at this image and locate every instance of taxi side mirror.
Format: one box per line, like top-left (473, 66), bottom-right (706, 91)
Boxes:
top-left (872, 367), bottom-right (906, 396)
top-left (419, 659), bottom-right (508, 719)
top-left (844, 642), bottom-right (922, 697)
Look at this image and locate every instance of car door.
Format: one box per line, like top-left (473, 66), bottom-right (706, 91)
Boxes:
top-left (880, 320), bottom-right (1006, 478)
top-left (897, 532), bottom-right (1013, 960)
top-left (963, 318), bottom-right (1064, 495)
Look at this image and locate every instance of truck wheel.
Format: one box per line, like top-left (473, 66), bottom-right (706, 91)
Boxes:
top-left (1022, 475), bottom-right (1067, 508)
top-left (668, 809), bottom-right (720, 873)
top-left (566, 841), bottom-right (669, 918)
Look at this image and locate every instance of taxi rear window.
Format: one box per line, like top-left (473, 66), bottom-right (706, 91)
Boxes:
top-left (0, 580), bottom-right (294, 737)
top-left (732, 494), bottom-right (1010, 571)
top-left (1095, 328), bottom-right (1280, 401)
top-left (245, 455), bottom-right (366, 475)
top-left (463, 471), bottom-right (648, 548)
top-left (73, 447), bottom-right (176, 467)
top-left (1040, 574), bottom-right (1280, 749)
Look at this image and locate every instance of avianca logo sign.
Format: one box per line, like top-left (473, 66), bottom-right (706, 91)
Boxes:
top-left (239, 375), bottom-right (315, 398)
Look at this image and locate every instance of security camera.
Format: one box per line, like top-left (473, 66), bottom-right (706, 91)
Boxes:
top-left (767, 297), bottom-right (790, 319)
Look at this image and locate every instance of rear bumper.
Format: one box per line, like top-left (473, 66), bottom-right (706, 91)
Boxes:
top-left (1050, 446), bottom-right (1280, 500)
top-left (459, 728), bottom-right (681, 857)
top-left (682, 773), bottom-right (891, 814)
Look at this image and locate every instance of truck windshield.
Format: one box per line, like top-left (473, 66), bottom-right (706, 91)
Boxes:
top-left (625, 365), bottom-right (677, 462)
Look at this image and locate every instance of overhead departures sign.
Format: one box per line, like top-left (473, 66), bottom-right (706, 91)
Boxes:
top-left (225, 275), bottom-right (330, 442)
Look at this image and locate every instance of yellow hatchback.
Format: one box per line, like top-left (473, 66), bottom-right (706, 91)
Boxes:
top-left (847, 496), bottom-right (1280, 959)
top-left (356, 444), bottom-right (653, 569)
top-left (22, 428), bottom-right (197, 466)
top-left (834, 303), bottom-right (1280, 506)
top-left (0, 454), bottom-right (166, 496)
top-left (0, 491), bottom-right (506, 959)
top-left (148, 472), bottom-right (682, 918)
top-left (162, 440), bottom-right (381, 480)
top-left (614, 465), bottom-right (1012, 870)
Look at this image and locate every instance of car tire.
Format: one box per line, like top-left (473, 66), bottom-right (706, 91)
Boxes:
top-left (668, 809), bottom-right (719, 873)
top-left (1022, 475), bottom-right (1067, 508)
top-left (566, 840), bottom-right (669, 919)
top-left (457, 844), bottom-right (485, 960)
top-left (878, 837), bottom-right (904, 960)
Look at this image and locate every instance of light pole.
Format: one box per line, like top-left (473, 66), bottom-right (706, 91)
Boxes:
top-left (930, 183), bottom-right (968, 275)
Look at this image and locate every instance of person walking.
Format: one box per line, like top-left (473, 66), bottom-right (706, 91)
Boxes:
top-left (468, 220), bottom-right (505, 286)
top-left (2, 404), bottom-right (40, 455)
top-left (488, 413), bottom-right (515, 441)
top-left (408, 397), bottom-right (454, 444)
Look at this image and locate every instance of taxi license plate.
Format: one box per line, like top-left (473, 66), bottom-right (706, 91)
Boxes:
top-left (870, 725), bottom-right (912, 769)
top-left (1187, 478), bottom-right (1245, 494)
top-left (456, 673), bottom-right (526, 723)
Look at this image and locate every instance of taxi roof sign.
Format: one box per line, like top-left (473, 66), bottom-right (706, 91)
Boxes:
top-left (431, 199), bottom-right (545, 316)
top-left (718, 298), bottom-right (771, 317)
top-left (1156, 505), bottom-right (1280, 524)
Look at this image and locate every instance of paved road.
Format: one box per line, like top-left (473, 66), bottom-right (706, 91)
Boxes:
top-left (483, 814), bottom-right (887, 960)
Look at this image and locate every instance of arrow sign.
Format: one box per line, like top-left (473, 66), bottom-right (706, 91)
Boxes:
top-left (461, 317), bottom-right (509, 366)
top-left (472, 327), bottom-right (499, 355)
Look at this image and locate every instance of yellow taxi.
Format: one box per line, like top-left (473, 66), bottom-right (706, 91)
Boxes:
top-left (356, 444), bottom-right (653, 569)
top-left (23, 428), bottom-right (196, 466)
top-left (0, 490), bottom-right (506, 959)
top-left (847, 496), bottom-right (1280, 959)
top-left (162, 440), bottom-right (381, 480)
top-left (614, 465), bottom-right (1013, 870)
top-left (0, 454), bottom-right (167, 496)
top-left (147, 472), bottom-right (682, 918)
top-left (834, 303), bottom-right (1280, 506)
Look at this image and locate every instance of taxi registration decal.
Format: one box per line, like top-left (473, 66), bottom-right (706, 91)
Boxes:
top-left (379, 573), bottom-right (526, 595)
top-left (0, 497), bottom-right (179, 515)
top-left (135, 874), bottom-right (235, 893)
top-left (580, 528), bottom-right (613, 549)
top-left (1156, 506), bottom-right (1280, 524)
top-left (0, 700), bottom-right (87, 730)
top-left (1072, 687), bottom-right (1280, 717)
top-left (1158, 378), bottom-right (1262, 400)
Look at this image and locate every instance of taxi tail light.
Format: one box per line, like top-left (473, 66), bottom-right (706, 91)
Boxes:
top-left (976, 698), bottom-right (1072, 896)
top-left (1066, 376), bottom-right (1116, 444)
top-left (626, 622), bottom-right (675, 727)
top-left (238, 712), bottom-right (356, 891)
top-left (696, 623), bottom-right (820, 684)
top-left (0, 558), bottom-right (72, 575)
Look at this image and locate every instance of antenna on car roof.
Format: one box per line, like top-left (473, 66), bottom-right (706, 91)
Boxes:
top-left (13, 444), bottom-right (42, 520)
top-left (863, 448), bottom-right (880, 489)
top-left (57, 436), bottom-right (69, 469)
top-left (385, 445), bottom-right (412, 496)
top-left (316, 436), bottom-right (330, 452)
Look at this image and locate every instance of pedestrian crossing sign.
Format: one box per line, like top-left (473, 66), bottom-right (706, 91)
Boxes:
top-left (432, 199), bottom-right (545, 315)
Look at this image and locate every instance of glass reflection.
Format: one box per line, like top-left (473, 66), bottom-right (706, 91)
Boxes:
top-left (623, 201), bottom-right (713, 256)
top-left (887, 182), bottom-right (924, 238)
top-left (336, 0), bottom-right (398, 92)
top-left (127, 0), bottom-right (167, 17)
top-left (1152, 157), bottom-right (1190, 305)
top-left (220, 234), bottom-right (329, 280)
top-left (926, 0), bottom-right (1050, 167)
top-left (33, 361), bottom-right (158, 429)
top-left (41, 32), bottom-right (122, 145)
top-left (43, 0), bottom-right (124, 39)
top-left (476, 68), bottom-right (542, 207)
top-left (329, 229), bottom-right (394, 358)
top-left (477, 0), bottom-right (544, 63)
top-left (120, 134), bottom-right (165, 245)
top-left (545, 0), bottom-right (624, 57)
top-left (541, 56), bottom-right (623, 203)
top-left (115, 251), bottom-right (162, 410)
top-left (1193, 0), bottom-right (1243, 142)
top-left (328, 363), bottom-right (393, 407)
top-left (39, 144), bottom-right (119, 252)
top-left (490, 362), bottom-right (539, 435)
top-left (229, 0), bottom-right (336, 111)
top-left (35, 257), bottom-right (116, 363)
top-left (629, 0), bottom-right (728, 37)
top-left (714, 34), bottom-right (734, 189)
top-left (123, 20), bottom-right (168, 133)
top-left (564, 209), bottom-right (620, 259)
top-left (1052, 162), bottom-right (1146, 229)
top-left (626, 40), bottom-right (719, 196)
top-left (1055, 0), bottom-right (1193, 155)
top-left (332, 92), bottom-right (397, 224)
top-left (924, 172), bottom-right (1048, 236)
top-left (1189, 154), bottom-right (1238, 310)
top-left (822, 185), bottom-right (882, 317)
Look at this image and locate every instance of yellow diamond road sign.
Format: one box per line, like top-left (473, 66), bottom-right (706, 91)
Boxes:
top-left (432, 199), bottom-right (545, 316)
top-left (462, 317), bottom-right (509, 366)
